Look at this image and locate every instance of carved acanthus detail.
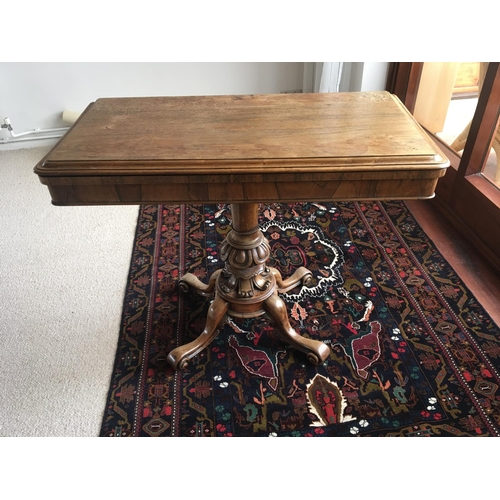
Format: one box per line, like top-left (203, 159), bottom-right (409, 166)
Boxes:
top-left (218, 228), bottom-right (273, 299)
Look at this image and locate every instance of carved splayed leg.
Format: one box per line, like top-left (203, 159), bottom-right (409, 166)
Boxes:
top-left (167, 294), bottom-right (229, 370)
top-left (179, 269), bottom-right (222, 297)
top-left (264, 292), bottom-right (330, 365)
top-left (271, 266), bottom-right (313, 294)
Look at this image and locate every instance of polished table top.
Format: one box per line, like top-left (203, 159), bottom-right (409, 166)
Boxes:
top-left (34, 91), bottom-right (449, 206)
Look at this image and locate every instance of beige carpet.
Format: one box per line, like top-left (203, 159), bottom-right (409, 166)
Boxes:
top-left (0, 146), bottom-right (139, 436)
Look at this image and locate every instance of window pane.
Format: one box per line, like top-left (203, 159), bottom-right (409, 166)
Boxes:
top-left (481, 116), bottom-right (500, 188)
top-left (414, 62), bottom-right (481, 155)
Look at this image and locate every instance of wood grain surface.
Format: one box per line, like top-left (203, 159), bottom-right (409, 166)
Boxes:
top-left (34, 91), bottom-right (449, 205)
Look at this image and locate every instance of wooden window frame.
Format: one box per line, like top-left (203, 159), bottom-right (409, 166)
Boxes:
top-left (386, 62), bottom-right (500, 274)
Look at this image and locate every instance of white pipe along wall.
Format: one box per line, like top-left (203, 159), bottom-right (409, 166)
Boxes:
top-left (1, 110), bottom-right (81, 144)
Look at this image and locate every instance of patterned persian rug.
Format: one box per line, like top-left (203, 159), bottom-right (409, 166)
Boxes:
top-left (100, 201), bottom-right (500, 437)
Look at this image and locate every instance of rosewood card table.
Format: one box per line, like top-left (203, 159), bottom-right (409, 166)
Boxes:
top-left (34, 91), bottom-right (449, 370)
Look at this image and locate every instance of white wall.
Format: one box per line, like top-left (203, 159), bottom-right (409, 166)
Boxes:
top-left (0, 62), bottom-right (305, 147)
top-left (0, 62), bottom-right (390, 149)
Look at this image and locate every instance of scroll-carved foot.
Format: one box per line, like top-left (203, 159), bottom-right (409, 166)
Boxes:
top-left (179, 269), bottom-right (222, 297)
top-left (167, 295), bottom-right (229, 370)
top-left (271, 266), bottom-right (313, 293)
top-left (264, 292), bottom-right (330, 365)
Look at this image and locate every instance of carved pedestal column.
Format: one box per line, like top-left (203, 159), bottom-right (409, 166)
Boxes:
top-left (166, 203), bottom-right (330, 370)
top-left (218, 203), bottom-right (275, 318)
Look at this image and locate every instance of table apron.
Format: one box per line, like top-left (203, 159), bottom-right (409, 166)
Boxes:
top-left (39, 170), bottom-right (446, 205)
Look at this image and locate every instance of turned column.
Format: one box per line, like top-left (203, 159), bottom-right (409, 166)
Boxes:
top-left (217, 203), bottom-right (276, 317)
top-left (231, 203), bottom-right (259, 233)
